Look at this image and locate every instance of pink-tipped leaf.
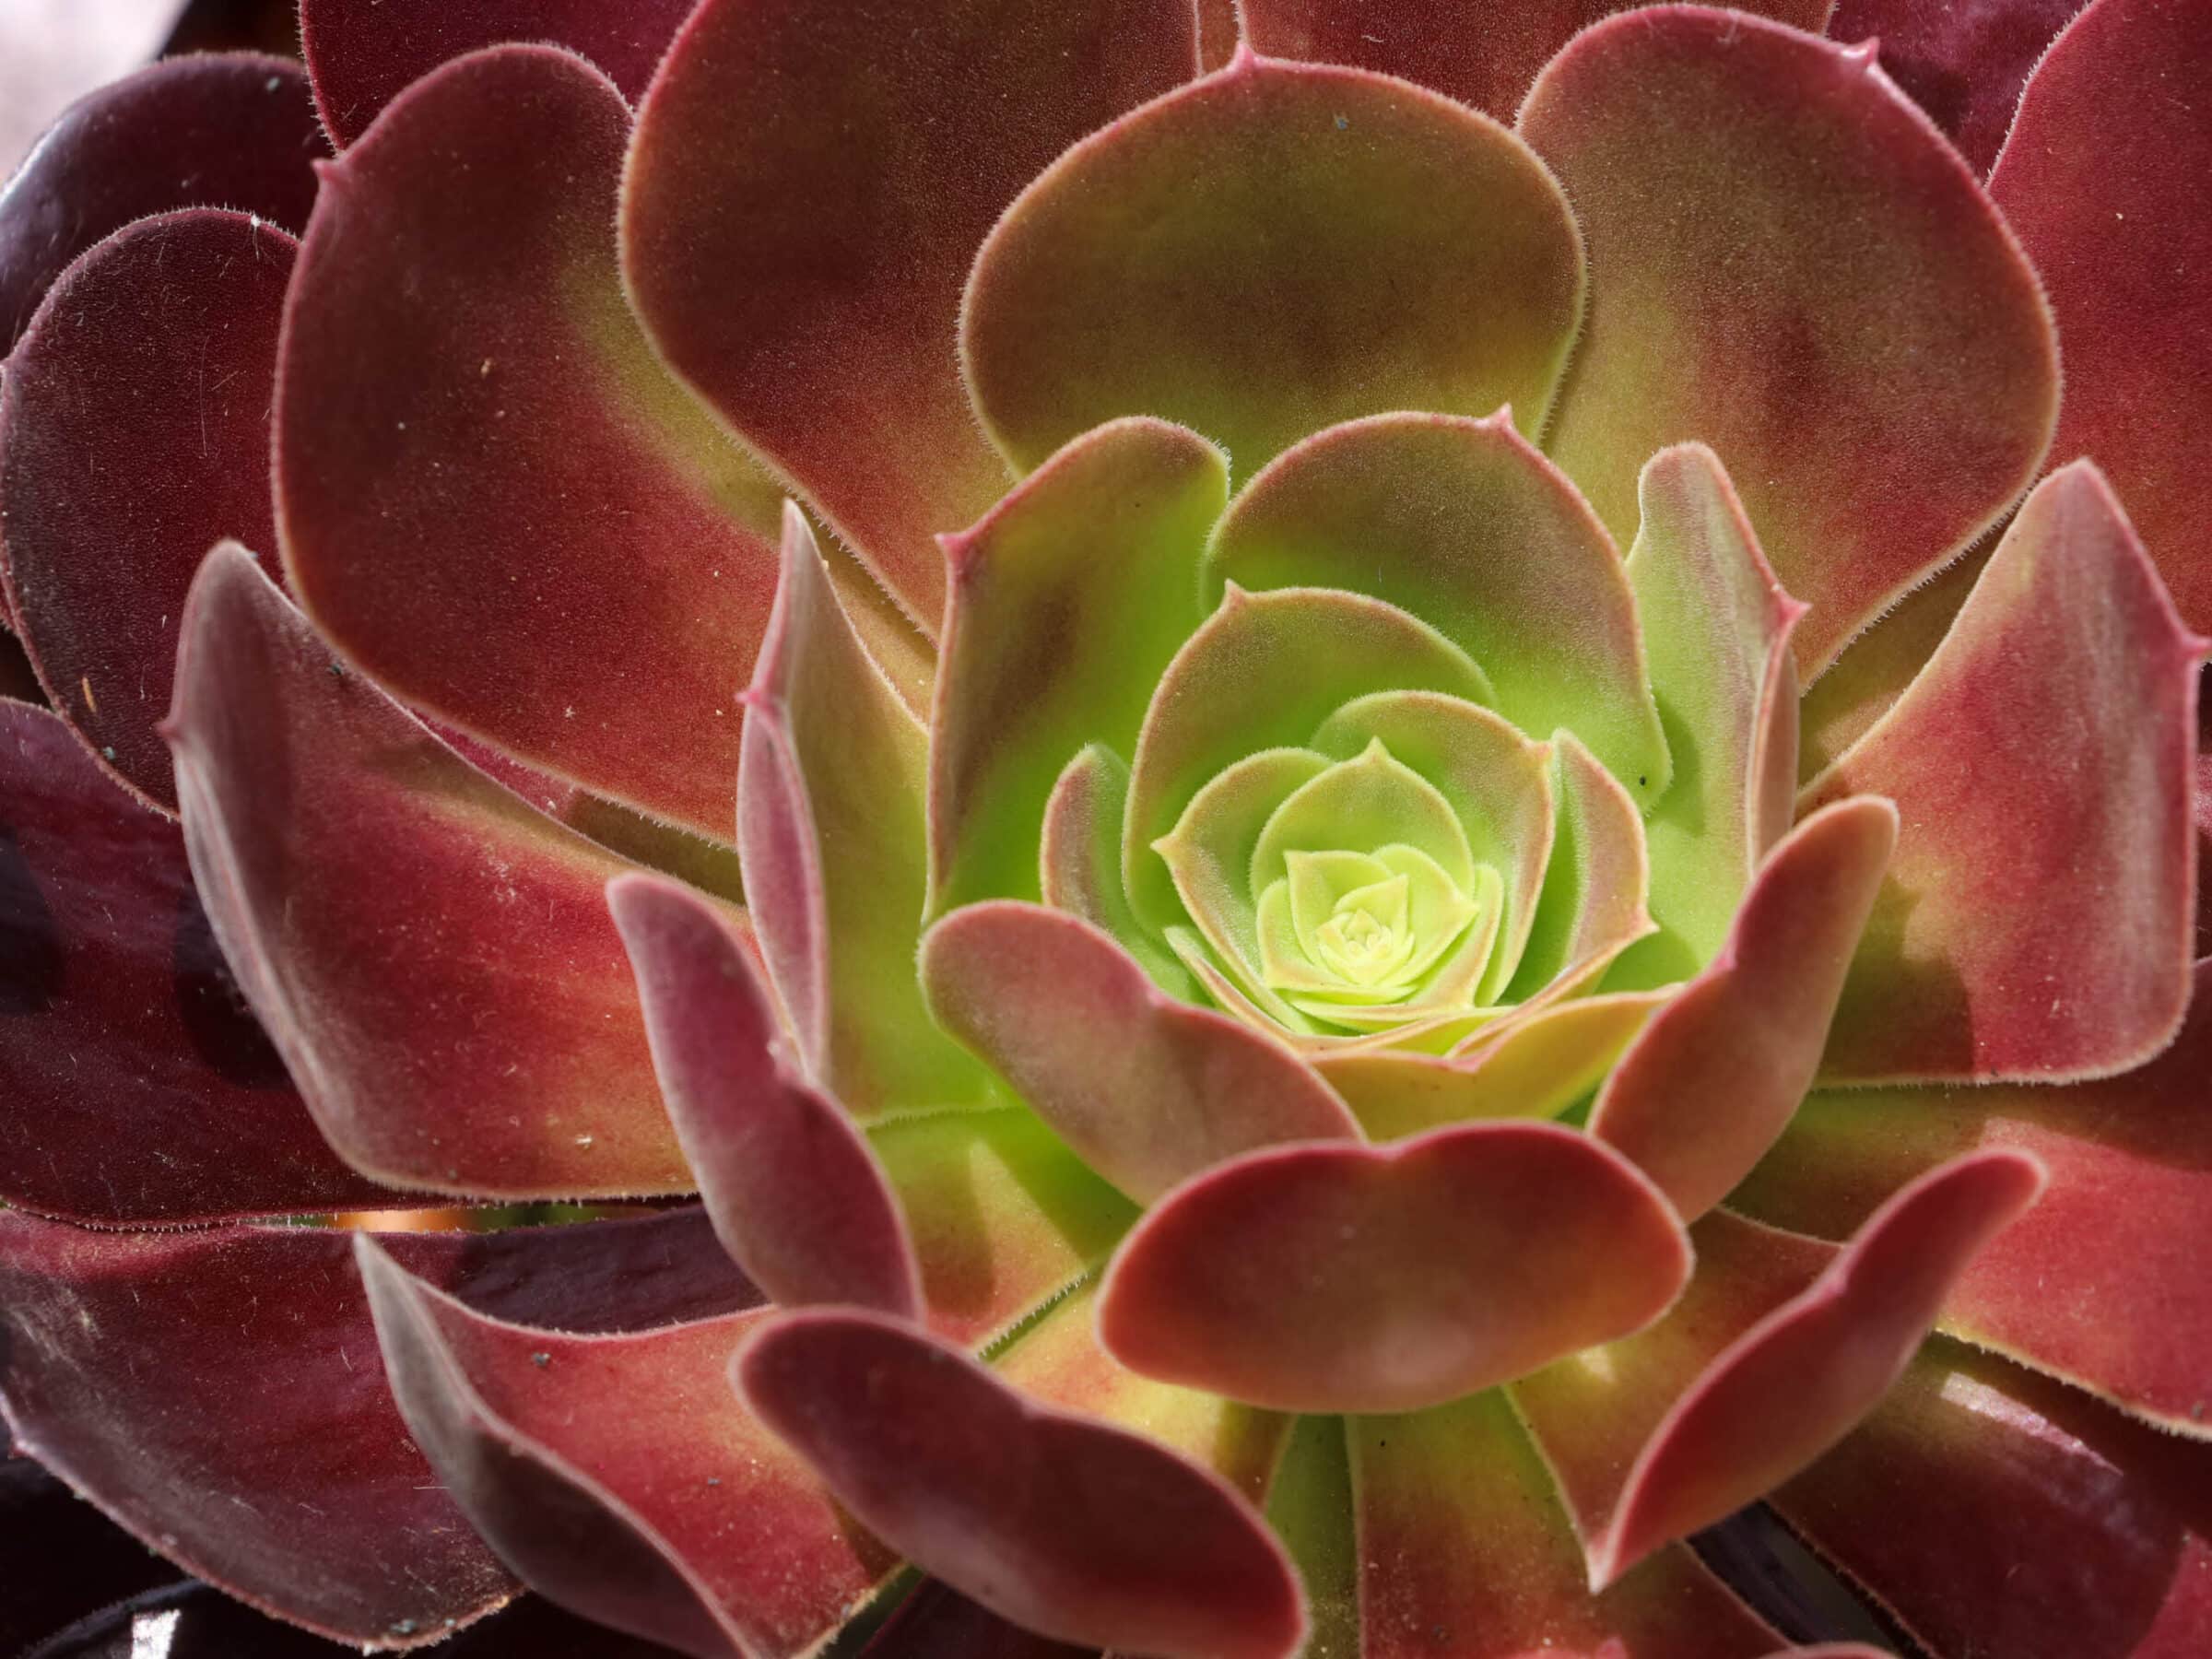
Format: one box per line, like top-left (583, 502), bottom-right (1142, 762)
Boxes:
top-left (920, 900), bottom-right (1359, 1204)
top-left (1521, 6), bottom-right (2059, 675)
top-left (738, 505), bottom-right (992, 1117)
top-left (1096, 1120), bottom-right (1690, 1413)
top-left (1623, 442), bottom-right (1806, 974)
top-left (930, 418), bottom-right (1228, 918)
top-left (1794, 531), bottom-right (1987, 783)
top-left (1509, 1208), bottom-right (1837, 1559)
top-left (1805, 460), bottom-right (2204, 1084)
top-left (1587, 1148), bottom-right (2047, 1589)
top-left (276, 44), bottom-right (782, 841)
top-left (1591, 795), bottom-right (1898, 1222)
top-left (1733, 958), bottom-right (2212, 1438)
top-left (609, 873), bottom-right (923, 1317)
top-left (736, 1308), bottom-right (1307, 1659)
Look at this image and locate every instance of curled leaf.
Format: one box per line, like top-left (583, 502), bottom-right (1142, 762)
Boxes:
top-left (737, 1308), bottom-right (1307, 1659)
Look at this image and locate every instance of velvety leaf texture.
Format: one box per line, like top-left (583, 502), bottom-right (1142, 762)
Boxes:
top-left (0, 53), bottom-right (322, 349)
top-left (300, 0), bottom-right (698, 147)
top-left (1241, 0), bottom-right (1830, 119)
top-left (624, 0), bottom-right (1199, 627)
top-left (360, 1240), bottom-right (894, 1658)
top-left (0, 700), bottom-right (398, 1224)
top-left (1522, 5), bottom-right (2060, 675)
top-left (3, 0), bottom-right (2207, 1653)
top-left (168, 546), bottom-right (707, 1196)
top-left (0, 1217), bottom-right (516, 1648)
top-left (276, 43), bottom-right (781, 840)
top-left (2, 209), bottom-right (294, 809)
top-left (1805, 462), bottom-right (2202, 1084)
top-left (1992, 0), bottom-right (2212, 637)
top-left (965, 54), bottom-right (1586, 482)
top-left (738, 1309), bottom-right (1307, 1658)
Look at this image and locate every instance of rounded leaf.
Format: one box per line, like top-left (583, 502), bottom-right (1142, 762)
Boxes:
top-left (1097, 1121), bottom-right (1691, 1413)
top-left (965, 52), bottom-right (1584, 480)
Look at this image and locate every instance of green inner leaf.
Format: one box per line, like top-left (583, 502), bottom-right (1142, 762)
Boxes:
top-left (1285, 865), bottom-right (1504, 1030)
top-left (1249, 739), bottom-right (1476, 892)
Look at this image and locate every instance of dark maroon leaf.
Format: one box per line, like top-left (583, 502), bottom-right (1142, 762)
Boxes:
top-left (1, 209), bottom-right (293, 808)
top-left (0, 699), bottom-right (398, 1225)
top-left (1830, 0), bottom-right (2082, 176)
top-left (0, 53), bottom-right (321, 349)
top-left (0, 1209), bottom-right (759, 1649)
top-left (300, 0), bottom-right (699, 147)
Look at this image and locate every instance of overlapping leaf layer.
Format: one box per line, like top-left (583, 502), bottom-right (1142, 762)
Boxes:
top-left (2, 3), bottom-right (2207, 1656)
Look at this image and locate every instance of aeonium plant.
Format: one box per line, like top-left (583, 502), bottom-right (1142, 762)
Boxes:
top-left (0, 0), bottom-right (2207, 1655)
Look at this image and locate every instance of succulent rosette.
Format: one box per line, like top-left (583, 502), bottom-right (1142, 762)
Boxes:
top-left (2, 1), bottom-right (2210, 1655)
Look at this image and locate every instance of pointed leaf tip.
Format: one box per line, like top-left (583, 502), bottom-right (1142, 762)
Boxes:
top-left (1523, 4), bottom-right (2058, 676)
top-left (1735, 950), bottom-right (2212, 1439)
top-left (1807, 457), bottom-right (2200, 1084)
top-left (1206, 412), bottom-right (1668, 811)
top-left (357, 1234), bottom-right (895, 1658)
top-left (623, 0), bottom-right (1197, 627)
top-left (168, 542), bottom-right (700, 1197)
top-left (1624, 441), bottom-right (1807, 971)
top-left (1991, 0), bottom-right (2212, 635)
top-left (1588, 1147), bottom-right (2045, 1589)
top-left (278, 43), bottom-right (785, 841)
top-left (607, 874), bottom-right (923, 1318)
top-left (1592, 794), bottom-right (1898, 1222)
top-left (739, 504), bottom-right (989, 1117)
top-left (1834, 0), bottom-right (2078, 175)
top-left (927, 418), bottom-right (1228, 920)
top-left (736, 1308), bottom-right (1307, 1659)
